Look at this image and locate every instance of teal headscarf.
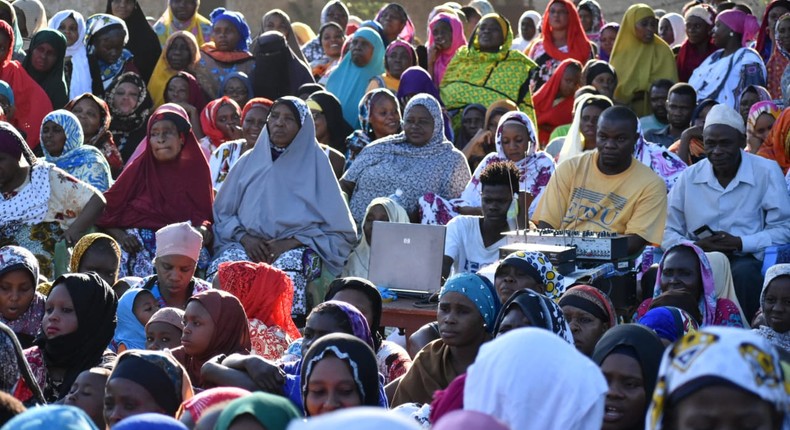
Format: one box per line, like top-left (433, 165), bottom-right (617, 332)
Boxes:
top-left (440, 273), bottom-right (501, 332)
top-left (214, 392), bottom-right (301, 430)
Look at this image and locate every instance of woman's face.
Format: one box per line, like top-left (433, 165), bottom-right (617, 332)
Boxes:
top-left (320, 25), bottom-right (344, 58)
top-left (58, 17), bottom-right (80, 47)
top-left (104, 377), bottom-right (165, 427)
top-left (0, 270), bottom-right (35, 321)
top-left (311, 109), bottom-right (327, 142)
top-left (378, 5), bottom-right (406, 40)
top-left (170, 0), bottom-right (197, 23)
top-left (601, 353), bottom-right (646, 430)
top-left (78, 249), bottom-right (119, 288)
top-left (437, 291), bottom-right (486, 346)
top-left (325, 4), bottom-right (349, 29)
top-left (712, 20), bottom-right (732, 49)
top-left (431, 20), bottom-right (453, 51)
top-left (0, 32), bottom-right (10, 63)
top-left (263, 14), bottom-right (289, 36)
top-left (182, 300), bottom-right (215, 356)
top-left (267, 103), bottom-right (300, 148)
top-left (242, 106), bottom-right (268, 146)
top-left (94, 28), bottom-right (125, 64)
top-left (30, 42), bottom-right (57, 73)
top-left (495, 265), bottom-right (543, 303)
top-left (368, 95), bottom-right (400, 139)
top-left (41, 120), bottom-right (67, 157)
top-left (331, 289), bottom-right (375, 330)
top-left (499, 122), bottom-right (530, 162)
top-left (763, 276), bottom-right (790, 333)
top-left (305, 355), bottom-right (362, 416)
top-left (591, 73), bottom-right (616, 99)
top-left (559, 66), bottom-right (581, 98)
top-left (562, 305), bottom-right (608, 356)
top-left (350, 36), bottom-right (374, 67)
top-left (112, 82), bottom-right (141, 116)
top-left (600, 27), bottom-right (617, 53)
top-left (362, 203), bottom-right (389, 246)
top-left (385, 46), bottom-right (412, 79)
top-left (165, 77), bottom-right (189, 104)
top-left (521, 18), bottom-right (537, 41)
top-left (549, 2), bottom-right (569, 31)
top-left (579, 8), bottom-right (593, 33)
top-left (213, 19), bottom-right (241, 52)
top-left (684, 16), bottom-right (711, 45)
top-left (768, 6), bottom-right (790, 40)
top-left (659, 248), bottom-right (702, 298)
top-left (71, 98), bottom-right (102, 137)
top-left (43, 284), bottom-right (78, 339)
top-left (477, 18), bottom-right (504, 52)
top-left (750, 112), bottom-right (776, 151)
top-left (404, 105), bottom-right (435, 147)
top-left (148, 119), bottom-right (184, 162)
top-left (668, 384), bottom-right (778, 430)
top-left (776, 19), bottom-right (790, 52)
top-left (659, 18), bottom-right (674, 45)
top-left (461, 108), bottom-right (484, 138)
top-left (153, 254), bottom-right (195, 298)
top-left (302, 312), bottom-right (348, 355)
top-left (166, 36), bottom-right (191, 70)
top-left (145, 321), bottom-right (182, 350)
top-left (496, 306), bottom-right (531, 337)
top-left (216, 103), bottom-right (241, 139)
top-left (634, 16), bottom-right (658, 44)
top-left (110, 0), bottom-right (135, 20)
top-left (487, 112), bottom-right (503, 132)
top-left (581, 104), bottom-right (604, 142)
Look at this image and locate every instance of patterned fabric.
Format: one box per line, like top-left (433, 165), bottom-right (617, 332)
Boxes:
top-left (106, 72), bottom-right (153, 159)
top-left (0, 246), bottom-right (43, 343)
top-left (637, 306), bottom-right (699, 343)
top-left (747, 100), bottom-right (780, 151)
top-left (635, 131), bottom-right (688, 192)
top-left (496, 250), bottom-right (565, 300)
top-left (344, 88), bottom-right (400, 166)
top-left (756, 263), bottom-right (790, 352)
top-left (377, 340), bottom-right (411, 384)
top-left (439, 273), bottom-right (501, 332)
top-left (200, 97), bottom-right (242, 153)
top-left (558, 284), bottom-right (618, 327)
top-left (689, 47), bottom-right (767, 110)
top-left (153, 4), bottom-right (212, 48)
top-left (85, 14), bottom-right (132, 91)
top-left (209, 139), bottom-right (245, 193)
top-left (646, 327), bottom-right (790, 430)
top-left (110, 350), bottom-right (194, 416)
top-left (495, 289), bottom-right (573, 342)
top-left (64, 94), bottom-right (124, 174)
top-left (181, 387), bottom-right (250, 424)
top-left (578, 0), bottom-right (605, 43)
top-left (427, 13), bottom-right (466, 86)
top-left (69, 232), bottom-right (121, 273)
top-left (40, 110), bottom-right (111, 192)
top-left (302, 37), bottom-right (324, 63)
top-left (766, 18), bottom-right (790, 99)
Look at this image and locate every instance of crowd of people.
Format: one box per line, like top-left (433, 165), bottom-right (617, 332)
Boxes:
top-left (0, 0), bottom-right (788, 428)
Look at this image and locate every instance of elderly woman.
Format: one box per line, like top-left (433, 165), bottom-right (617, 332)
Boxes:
top-left (106, 72), bottom-right (153, 161)
top-left (689, 10), bottom-right (765, 110)
top-left (340, 94), bottom-right (470, 224)
top-left (192, 8), bottom-right (253, 100)
top-left (147, 31), bottom-right (201, 108)
top-left (212, 96), bottom-right (357, 317)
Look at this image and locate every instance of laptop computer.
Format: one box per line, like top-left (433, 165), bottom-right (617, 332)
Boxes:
top-left (368, 221), bottom-right (446, 299)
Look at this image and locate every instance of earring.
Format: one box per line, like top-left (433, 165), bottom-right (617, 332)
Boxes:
top-left (729, 32), bottom-right (735, 37)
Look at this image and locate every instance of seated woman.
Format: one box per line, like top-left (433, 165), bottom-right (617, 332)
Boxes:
top-left (105, 0), bottom-right (161, 83)
top-left (21, 29), bottom-right (68, 109)
top-left (767, 14), bottom-right (790, 99)
top-left (427, 12), bottom-right (466, 87)
top-left (343, 197), bottom-right (409, 279)
top-left (215, 261), bottom-right (301, 360)
top-left (219, 71), bottom-right (253, 107)
top-left (494, 289), bottom-right (573, 342)
top-left (68, 233), bottom-right (121, 293)
top-left (754, 264), bottom-right (790, 353)
top-left (104, 350), bottom-right (193, 427)
top-left (153, 0), bottom-right (212, 49)
top-left (582, 59), bottom-right (617, 100)
top-left (65, 94), bottom-right (123, 176)
top-left (558, 284), bottom-right (618, 357)
top-left (261, 9), bottom-right (310, 65)
top-left (48, 10), bottom-right (91, 99)
top-left (452, 104), bottom-right (485, 151)
top-left (192, 8), bottom-right (253, 101)
top-left (391, 273), bottom-right (499, 406)
top-left (112, 288), bottom-right (159, 353)
top-left (369, 40), bottom-right (416, 93)
top-left (344, 88), bottom-right (401, 166)
top-left (527, 0), bottom-right (594, 91)
top-left (592, 324), bottom-right (665, 430)
top-left (97, 104), bottom-right (213, 278)
top-left (307, 91), bottom-right (352, 178)
top-left (163, 71), bottom-right (206, 138)
top-left (554, 94), bottom-right (613, 163)
top-left (396, 67), bottom-right (454, 141)
top-left (211, 96), bottom-right (357, 317)
top-left (310, 22), bottom-right (345, 83)
top-left (252, 31), bottom-right (314, 101)
top-left (145, 307), bottom-right (184, 351)
top-left (459, 100), bottom-right (518, 171)
top-left (84, 14), bottom-right (138, 99)
top-left (746, 101), bottom-right (779, 154)
top-left (301, 333), bottom-right (382, 416)
top-left (106, 72), bottom-right (153, 161)
top-left (689, 10), bottom-right (765, 110)
top-left (757, 105), bottom-right (790, 173)
top-left (40, 110), bottom-right (112, 192)
top-left (637, 306), bottom-right (699, 346)
top-left (634, 243), bottom-right (745, 328)
top-left (611, 4), bottom-right (678, 117)
top-left (148, 31), bottom-right (200, 108)
top-left (578, 0), bottom-right (605, 44)
top-left (676, 5), bottom-right (716, 82)
top-left (646, 327), bottom-right (788, 430)
top-left (0, 123), bottom-right (105, 279)
top-left (214, 392), bottom-right (300, 430)
top-left (327, 27), bottom-right (386, 129)
top-left (209, 97), bottom-right (272, 193)
top-left (441, 14), bottom-right (536, 125)
top-left (375, 3), bottom-right (415, 46)
top-left (738, 85), bottom-right (772, 123)
top-left (341, 94), bottom-right (470, 224)
top-left (598, 22), bottom-right (618, 61)
top-left (14, 273), bottom-right (117, 404)
top-left (494, 250), bottom-right (565, 303)
top-left (199, 96), bottom-right (242, 158)
top-left (0, 246), bottom-right (43, 348)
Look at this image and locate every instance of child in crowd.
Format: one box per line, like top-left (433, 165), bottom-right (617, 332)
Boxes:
top-left (113, 288), bottom-right (160, 352)
top-left (63, 367), bottom-right (111, 429)
top-left (145, 307), bottom-right (185, 351)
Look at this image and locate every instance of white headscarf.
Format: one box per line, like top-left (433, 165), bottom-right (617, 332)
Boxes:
top-left (706, 251), bottom-right (749, 326)
top-left (342, 196), bottom-right (410, 278)
top-left (287, 407), bottom-right (420, 430)
top-left (48, 10), bottom-right (92, 100)
top-left (513, 11), bottom-right (542, 52)
top-left (660, 13), bottom-right (686, 48)
top-left (557, 94), bottom-right (612, 164)
top-left (464, 328), bottom-right (608, 430)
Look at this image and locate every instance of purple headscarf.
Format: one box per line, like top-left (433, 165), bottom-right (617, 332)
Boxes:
top-left (717, 9), bottom-right (759, 47)
top-left (397, 66), bottom-right (453, 140)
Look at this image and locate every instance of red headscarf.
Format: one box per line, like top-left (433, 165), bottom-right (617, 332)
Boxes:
top-left (165, 71), bottom-right (207, 113)
top-left (97, 103), bottom-right (214, 230)
top-left (0, 21), bottom-right (52, 149)
top-left (200, 96), bottom-right (241, 149)
top-left (241, 97), bottom-right (273, 121)
top-left (755, 0), bottom-right (790, 60)
top-left (533, 58), bottom-right (581, 145)
top-left (540, 0), bottom-right (593, 63)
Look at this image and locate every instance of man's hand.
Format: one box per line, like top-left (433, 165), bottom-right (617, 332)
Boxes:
top-left (694, 231), bottom-right (742, 253)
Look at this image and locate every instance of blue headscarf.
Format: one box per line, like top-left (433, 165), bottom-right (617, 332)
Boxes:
top-left (112, 288), bottom-right (154, 351)
top-left (637, 306), bottom-right (699, 343)
top-left (0, 79), bottom-right (14, 105)
top-left (40, 109), bottom-right (112, 192)
top-left (220, 71), bottom-right (254, 100)
top-left (3, 405), bottom-right (98, 430)
top-left (209, 8), bottom-right (251, 52)
top-left (326, 27), bottom-right (385, 128)
top-left (112, 413), bottom-right (187, 429)
top-left (440, 273), bottom-right (501, 333)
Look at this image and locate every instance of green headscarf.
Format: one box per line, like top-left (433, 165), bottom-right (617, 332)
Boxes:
top-left (214, 392), bottom-right (302, 430)
top-left (22, 29), bottom-right (68, 109)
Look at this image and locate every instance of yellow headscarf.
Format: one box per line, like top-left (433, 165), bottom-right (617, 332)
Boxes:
top-left (610, 4), bottom-right (678, 117)
top-left (69, 233), bottom-right (122, 274)
top-left (148, 31), bottom-right (201, 108)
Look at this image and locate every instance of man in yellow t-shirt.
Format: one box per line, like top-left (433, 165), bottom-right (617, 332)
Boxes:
top-left (534, 106), bottom-right (667, 255)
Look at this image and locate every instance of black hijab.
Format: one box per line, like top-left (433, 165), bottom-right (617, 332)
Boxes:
top-left (308, 91), bottom-right (354, 153)
top-left (325, 277), bottom-right (383, 350)
top-left (105, 0), bottom-right (161, 82)
top-left (106, 71), bottom-right (153, 160)
top-left (252, 31), bottom-right (314, 100)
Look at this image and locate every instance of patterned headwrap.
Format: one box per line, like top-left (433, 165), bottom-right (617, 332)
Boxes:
top-left (69, 233), bottom-right (121, 273)
top-left (559, 284), bottom-right (618, 327)
top-left (653, 243), bottom-right (718, 326)
top-left (494, 289), bottom-right (573, 343)
top-left (179, 387), bottom-right (250, 423)
top-left (84, 13), bottom-right (129, 49)
top-left (495, 250), bottom-right (565, 300)
top-left (747, 100), bottom-right (780, 137)
top-left (638, 306), bottom-right (699, 343)
top-left (200, 96), bottom-right (241, 148)
top-left (317, 300), bottom-right (374, 349)
top-left (0, 246), bottom-right (43, 340)
top-left (440, 273), bottom-right (501, 332)
top-left (646, 327), bottom-right (790, 430)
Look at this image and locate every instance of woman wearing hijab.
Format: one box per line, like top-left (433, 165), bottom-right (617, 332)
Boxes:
top-left (427, 12), bottom-right (466, 87)
top-left (375, 3), bottom-right (415, 46)
top-left (342, 197), bottom-right (409, 280)
top-left (391, 273), bottom-right (500, 406)
top-left (533, 58), bottom-right (582, 145)
top-left (307, 90), bottom-right (353, 156)
top-left (65, 93), bottom-right (124, 176)
top-left (106, 72), bottom-right (153, 161)
top-left (739, 84), bottom-right (773, 123)
top-left (767, 14), bottom-right (790, 99)
top-left (310, 22), bottom-right (345, 83)
top-left (646, 327), bottom-right (790, 430)
top-left (13, 0), bottom-right (44, 51)
top-left (48, 10), bottom-right (92, 100)
top-left (148, 31), bottom-right (201, 108)
top-left (558, 284), bottom-right (618, 357)
top-left (252, 31), bottom-right (315, 101)
top-left (327, 27), bottom-right (386, 129)
top-left (598, 22), bottom-right (618, 61)
top-left (303, 1), bottom-right (349, 63)
top-left (373, 39), bottom-right (416, 93)
top-left (178, 386), bottom-right (250, 427)
top-left (68, 233), bottom-right (121, 288)
top-left (579, 0), bottom-right (605, 45)
top-left (14, 273), bottom-right (117, 404)
top-left (396, 67), bottom-right (454, 140)
top-left (153, 0), bottom-right (212, 49)
top-left (219, 71), bottom-right (253, 107)
top-left (465, 328), bottom-right (608, 430)
top-left (442, 14), bottom-right (537, 127)
top-left (193, 8), bottom-right (254, 101)
top-left (0, 246), bottom-right (43, 349)
top-left (214, 392), bottom-right (301, 430)
top-left (105, 0), bottom-right (161, 83)
top-left (97, 104), bottom-right (213, 278)
top-left (4, 405), bottom-right (98, 430)
top-left (198, 96), bottom-right (241, 158)
top-left (755, 0), bottom-right (790, 61)
top-left (0, 21), bottom-right (50, 149)
top-left (592, 324), bottom-right (666, 430)
top-left (0, 0), bottom-right (25, 62)
top-left (754, 264), bottom-right (790, 352)
top-left (216, 261), bottom-right (301, 360)
top-left (689, 10), bottom-right (766, 110)
top-left (659, 13), bottom-right (686, 49)
top-left (494, 289), bottom-right (573, 341)
top-left (104, 350), bottom-right (193, 426)
top-left (22, 29), bottom-right (68, 110)
top-left (212, 97), bottom-right (357, 317)
top-left (85, 14), bottom-right (138, 98)
top-left (39, 110), bottom-right (111, 192)
top-left (343, 88), bottom-right (401, 167)
top-left (676, 5), bottom-right (716, 83)
top-left (0, 320), bottom-right (41, 403)
top-left (747, 100), bottom-right (780, 153)
top-left (261, 9), bottom-right (311, 66)
top-left (555, 94), bottom-right (613, 163)
top-left (611, 4), bottom-right (678, 117)
top-left (637, 306), bottom-right (699, 346)
top-left (513, 11), bottom-right (541, 52)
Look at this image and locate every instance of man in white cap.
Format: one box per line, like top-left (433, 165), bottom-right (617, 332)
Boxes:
top-left (663, 104), bottom-right (790, 321)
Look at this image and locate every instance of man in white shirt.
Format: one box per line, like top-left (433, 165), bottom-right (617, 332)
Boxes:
top-left (663, 104), bottom-right (790, 321)
top-left (442, 161), bottom-right (518, 279)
